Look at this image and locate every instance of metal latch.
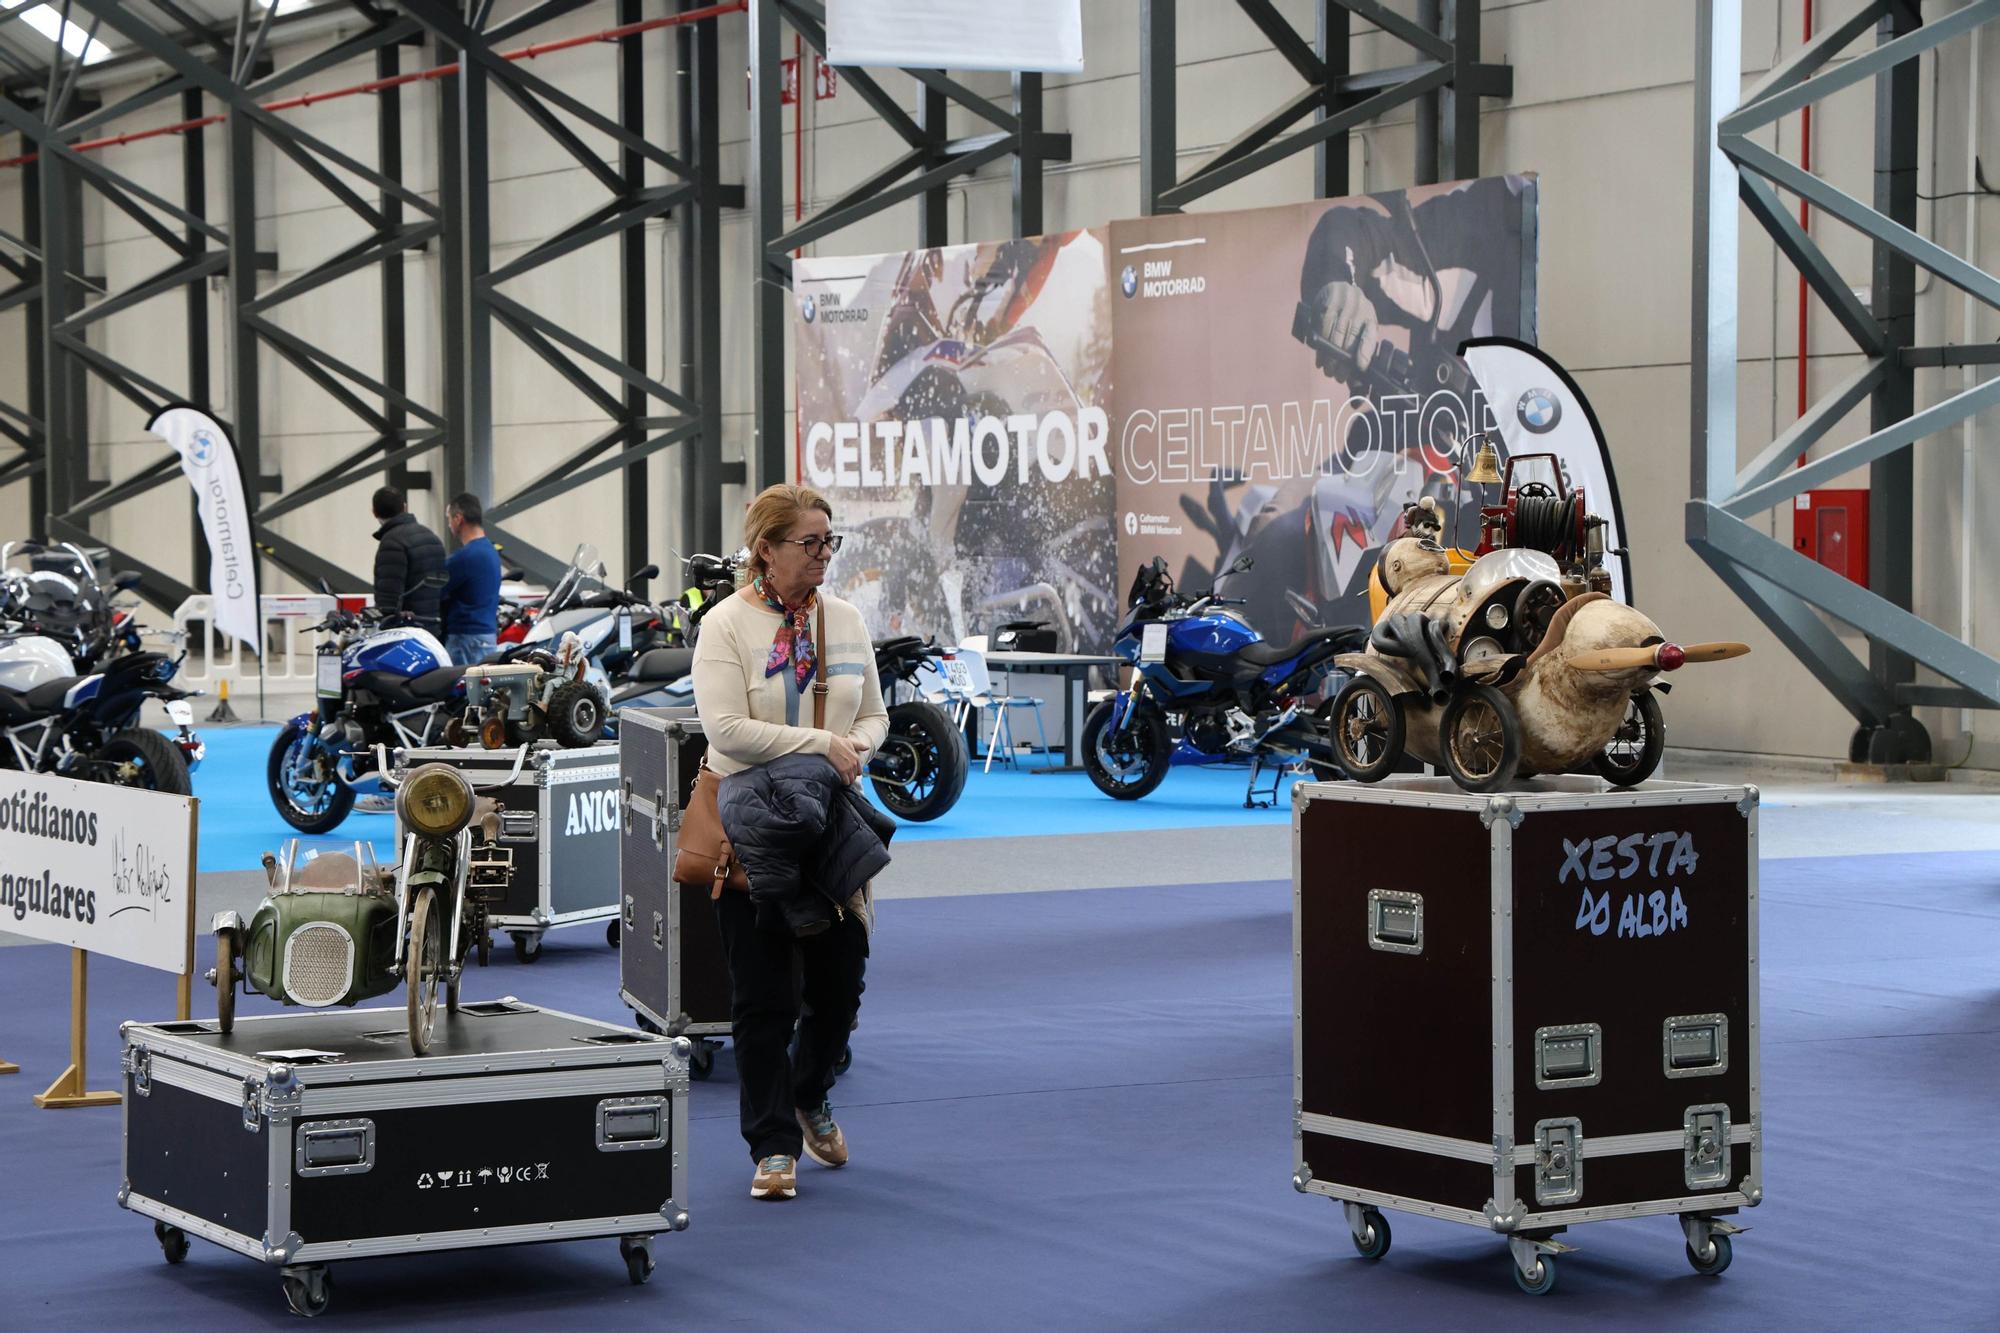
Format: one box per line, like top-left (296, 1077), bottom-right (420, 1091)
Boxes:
top-left (622, 779), bottom-right (635, 837)
top-left (295, 1118), bottom-right (376, 1178)
top-left (126, 1047), bottom-right (152, 1097)
top-left (596, 1096), bottom-right (668, 1151)
top-left (624, 895), bottom-right (636, 931)
top-left (1366, 889), bottom-right (1423, 955)
top-left (1684, 1104), bottom-right (1732, 1190)
top-left (652, 910), bottom-right (665, 951)
top-left (652, 788), bottom-right (667, 848)
top-left (1533, 1117), bottom-right (1583, 1206)
top-left (1663, 1014), bottom-right (1729, 1078)
top-left (1535, 1023), bottom-right (1602, 1090)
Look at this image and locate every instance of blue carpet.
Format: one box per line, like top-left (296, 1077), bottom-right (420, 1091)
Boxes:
top-left (3, 850), bottom-right (1997, 1328)
top-left (189, 725), bottom-right (1304, 870)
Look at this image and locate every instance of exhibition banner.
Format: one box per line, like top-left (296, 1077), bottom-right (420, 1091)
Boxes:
top-left (0, 769), bottom-right (194, 974)
top-left (147, 404), bottom-right (260, 654)
top-left (826, 0), bottom-right (1084, 73)
top-left (793, 176), bottom-right (1543, 651)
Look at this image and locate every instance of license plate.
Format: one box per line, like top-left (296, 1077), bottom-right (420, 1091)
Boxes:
top-left (316, 655), bottom-right (342, 697)
top-left (1140, 624), bottom-right (1168, 664)
top-left (165, 699), bottom-right (193, 727)
top-left (943, 659), bottom-right (973, 691)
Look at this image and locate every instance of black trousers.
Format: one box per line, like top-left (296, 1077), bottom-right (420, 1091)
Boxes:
top-left (713, 889), bottom-right (868, 1163)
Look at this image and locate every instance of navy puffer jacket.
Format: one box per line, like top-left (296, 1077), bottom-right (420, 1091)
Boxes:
top-left (718, 753), bottom-right (895, 936)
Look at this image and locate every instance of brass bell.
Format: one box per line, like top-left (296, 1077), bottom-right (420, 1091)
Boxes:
top-left (1466, 437), bottom-right (1503, 485)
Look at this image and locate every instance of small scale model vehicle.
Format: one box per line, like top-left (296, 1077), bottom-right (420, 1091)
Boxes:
top-left (210, 764), bottom-right (516, 1055)
top-left (1328, 457), bottom-right (1748, 793)
top-left (451, 630), bottom-right (606, 750)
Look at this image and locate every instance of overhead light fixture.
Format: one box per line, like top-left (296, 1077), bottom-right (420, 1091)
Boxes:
top-left (4, 2), bottom-right (116, 65)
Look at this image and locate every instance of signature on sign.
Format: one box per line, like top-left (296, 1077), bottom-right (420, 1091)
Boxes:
top-left (106, 829), bottom-right (176, 919)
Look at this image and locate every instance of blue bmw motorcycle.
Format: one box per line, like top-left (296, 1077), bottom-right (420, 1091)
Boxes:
top-left (267, 607), bottom-right (470, 833)
top-left (1082, 556), bottom-right (1366, 807)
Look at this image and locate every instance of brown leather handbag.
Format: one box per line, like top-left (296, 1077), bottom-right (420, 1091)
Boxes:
top-left (673, 600), bottom-right (829, 895)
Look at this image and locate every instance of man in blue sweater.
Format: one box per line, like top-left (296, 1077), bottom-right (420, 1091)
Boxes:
top-left (442, 493), bottom-right (503, 665)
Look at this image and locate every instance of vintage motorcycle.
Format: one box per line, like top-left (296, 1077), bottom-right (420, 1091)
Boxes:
top-left (510, 543), bottom-right (664, 687)
top-left (267, 606), bottom-right (469, 834)
top-left (214, 763), bottom-right (515, 1056)
top-left (1084, 555), bottom-right (1366, 807)
top-left (0, 540), bottom-right (150, 674)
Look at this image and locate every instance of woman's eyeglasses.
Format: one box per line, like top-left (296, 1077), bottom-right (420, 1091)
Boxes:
top-left (777, 534), bottom-right (844, 557)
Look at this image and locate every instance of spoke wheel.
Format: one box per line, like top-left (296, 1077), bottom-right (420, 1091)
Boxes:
top-left (1328, 677), bottom-right (1403, 783)
top-left (407, 887), bottom-right (442, 1056)
top-left (214, 928), bottom-right (237, 1034)
top-left (1438, 684), bottom-right (1521, 793)
top-left (1591, 691), bottom-right (1664, 786)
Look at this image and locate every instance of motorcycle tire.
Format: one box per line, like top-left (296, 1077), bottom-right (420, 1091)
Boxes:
top-left (95, 728), bottom-right (192, 796)
top-left (214, 927), bottom-right (237, 1035)
top-left (407, 887), bottom-right (442, 1057)
top-left (546, 681), bottom-right (606, 749)
top-left (1082, 699), bottom-right (1171, 801)
top-left (868, 699), bottom-right (968, 822)
top-left (267, 721), bottom-right (356, 835)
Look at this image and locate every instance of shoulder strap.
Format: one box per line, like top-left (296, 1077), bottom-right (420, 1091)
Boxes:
top-left (812, 599), bottom-right (829, 730)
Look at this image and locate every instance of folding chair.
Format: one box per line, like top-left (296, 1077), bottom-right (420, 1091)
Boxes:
top-left (949, 645), bottom-right (1051, 772)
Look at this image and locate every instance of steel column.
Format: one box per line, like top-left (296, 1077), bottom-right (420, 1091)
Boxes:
top-left (750, 0), bottom-right (788, 490)
top-left (1314, 1), bottom-right (1349, 199)
top-left (183, 86), bottom-right (211, 589)
top-left (1139, 0), bottom-right (1176, 214)
top-left (620, 0), bottom-right (648, 575)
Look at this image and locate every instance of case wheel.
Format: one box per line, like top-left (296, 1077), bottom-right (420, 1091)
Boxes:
top-left (511, 931), bottom-right (544, 964)
top-left (632, 1010), bottom-right (663, 1035)
top-left (620, 1236), bottom-right (655, 1285)
top-left (1512, 1252), bottom-right (1557, 1296)
top-left (688, 1041), bottom-right (716, 1080)
top-left (153, 1220), bottom-right (189, 1265)
top-left (607, 919), bottom-right (621, 948)
top-left (1686, 1232), bottom-right (1733, 1277)
top-left (1348, 1207), bottom-right (1391, 1260)
top-left (282, 1265), bottom-right (333, 1317)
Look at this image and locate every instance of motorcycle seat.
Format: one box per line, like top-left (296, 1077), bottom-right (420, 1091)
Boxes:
top-left (405, 666), bottom-right (471, 700)
top-left (1235, 625), bottom-right (1364, 667)
top-left (630, 646), bottom-right (693, 683)
top-left (0, 674), bottom-right (81, 716)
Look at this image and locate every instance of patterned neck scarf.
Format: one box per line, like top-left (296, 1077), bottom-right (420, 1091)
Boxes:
top-left (755, 576), bottom-right (818, 690)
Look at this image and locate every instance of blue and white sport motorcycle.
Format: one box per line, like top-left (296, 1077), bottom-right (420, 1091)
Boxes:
top-left (268, 607), bottom-right (469, 833)
top-left (1083, 555), bottom-right (1366, 807)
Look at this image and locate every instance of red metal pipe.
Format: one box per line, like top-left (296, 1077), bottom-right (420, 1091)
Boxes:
top-left (0, 0), bottom-right (747, 169)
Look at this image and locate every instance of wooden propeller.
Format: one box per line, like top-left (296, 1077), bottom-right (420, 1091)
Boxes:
top-left (1570, 641), bottom-right (1750, 672)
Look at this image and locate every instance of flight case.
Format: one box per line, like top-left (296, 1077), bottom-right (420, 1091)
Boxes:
top-left (120, 1002), bottom-right (690, 1317)
top-left (394, 740), bottom-right (623, 962)
top-left (617, 709), bottom-right (732, 1078)
top-left (1292, 776), bottom-right (1760, 1295)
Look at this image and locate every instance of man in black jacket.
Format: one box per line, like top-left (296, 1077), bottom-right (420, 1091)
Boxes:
top-left (370, 486), bottom-right (446, 635)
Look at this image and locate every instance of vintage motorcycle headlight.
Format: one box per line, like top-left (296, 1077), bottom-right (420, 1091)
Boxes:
top-left (397, 764), bottom-right (473, 839)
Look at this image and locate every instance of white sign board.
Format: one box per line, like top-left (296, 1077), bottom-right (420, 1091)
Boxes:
top-left (827, 0), bottom-right (1084, 73)
top-left (0, 769), bottom-right (193, 973)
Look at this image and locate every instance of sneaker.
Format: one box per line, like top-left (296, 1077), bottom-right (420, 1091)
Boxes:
top-left (796, 1102), bottom-right (848, 1168)
top-left (354, 793), bottom-right (396, 814)
top-left (751, 1154), bottom-right (797, 1200)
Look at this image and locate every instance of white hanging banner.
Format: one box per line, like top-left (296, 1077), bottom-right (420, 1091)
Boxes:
top-left (826, 0), bottom-right (1083, 73)
top-left (1460, 338), bottom-right (1633, 606)
top-left (0, 769), bottom-right (195, 974)
top-left (147, 405), bottom-right (261, 655)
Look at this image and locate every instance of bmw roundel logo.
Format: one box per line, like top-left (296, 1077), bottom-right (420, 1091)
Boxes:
top-left (1516, 388), bottom-right (1561, 434)
top-left (189, 429), bottom-right (217, 464)
top-left (1120, 265), bottom-right (1137, 299)
top-left (800, 295), bottom-right (817, 323)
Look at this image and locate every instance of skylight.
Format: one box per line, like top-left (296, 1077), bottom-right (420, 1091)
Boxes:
top-left (4, 2), bottom-right (116, 65)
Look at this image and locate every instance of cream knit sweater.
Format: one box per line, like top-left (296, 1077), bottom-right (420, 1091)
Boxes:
top-left (690, 587), bottom-right (889, 778)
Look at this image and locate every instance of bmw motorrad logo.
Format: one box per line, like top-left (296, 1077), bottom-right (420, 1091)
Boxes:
top-left (800, 295), bottom-right (817, 323)
top-left (189, 429), bottom-right (217, 464)
top-left (1517, 388), bottom-right (1561, 434)
top-left (1120, 265), bottom-right (1137, 298)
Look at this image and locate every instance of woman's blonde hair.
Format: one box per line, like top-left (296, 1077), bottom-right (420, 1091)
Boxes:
top-left (741, 483), bottom-right (835, 581)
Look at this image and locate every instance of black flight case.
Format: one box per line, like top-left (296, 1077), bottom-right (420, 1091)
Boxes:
top-left (120, 1001), bottom-right (690, 1317)
top-left (1292, 776), bottom-right (1761, 1295)
top-left (617, 708), bottom-right (733, 1078)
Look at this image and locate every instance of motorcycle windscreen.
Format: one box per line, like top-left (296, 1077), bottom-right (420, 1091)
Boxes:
top-left (1459, 337), bottom-right (1632, 605)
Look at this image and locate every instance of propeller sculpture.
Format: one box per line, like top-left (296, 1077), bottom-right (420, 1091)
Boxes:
top-left (1325, 537), bottom-right (1751, 792)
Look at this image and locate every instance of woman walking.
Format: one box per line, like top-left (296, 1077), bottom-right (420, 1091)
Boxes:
top-left (691, 483), bottom-right (889, 1201)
